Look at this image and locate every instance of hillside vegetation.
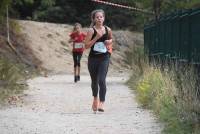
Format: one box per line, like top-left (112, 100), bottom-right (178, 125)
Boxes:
top-left (0, 0), bottom-right (199, 32)
top-left (0, 19), bottom-right (40, 104)
top-left (127, 38), bottom-right (200, 134)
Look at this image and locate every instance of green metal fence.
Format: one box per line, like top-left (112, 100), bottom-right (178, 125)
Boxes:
top-left (144, 8), bottom-right (200, 64)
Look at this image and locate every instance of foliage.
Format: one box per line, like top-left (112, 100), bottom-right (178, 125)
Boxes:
top-left (8, 0), bottom-right (140, 29)
top-left (0, 0), bottom-right (11, 21)
top-left (0, 0), bottom-right (198, 30)
top-left (128, 58), bottom-right (200, 133)
top-left (0, 57), bottom-right (26, 102)
top-left (126, 29), bottom-right (200, 133)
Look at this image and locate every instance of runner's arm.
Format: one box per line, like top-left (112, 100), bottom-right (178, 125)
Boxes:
top-left (68, 38), bottom-right (74, 43)
top-left (105, 27), bottom-right (113, 46)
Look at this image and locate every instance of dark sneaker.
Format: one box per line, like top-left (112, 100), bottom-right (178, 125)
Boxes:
top-left (74, 76), bottom-right (77, 83)
top-left (77, 75), bottom-right (80, 81)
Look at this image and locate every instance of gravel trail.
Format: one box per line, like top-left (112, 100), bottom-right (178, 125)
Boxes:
top-left (0, 74), bottom-right (162, 134)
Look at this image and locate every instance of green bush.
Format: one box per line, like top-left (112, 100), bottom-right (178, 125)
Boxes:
top-left (129, 59), bottom-right (200, 133)
top-left (0, 58), bottom-right (26, 102)
top-left (124, 32), bottom-right (187, 133)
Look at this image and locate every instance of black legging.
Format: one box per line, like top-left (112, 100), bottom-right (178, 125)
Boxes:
top-left (88, 54), bottom-right (110, 102)
top-left (73, 52), bottom-right (82, 67)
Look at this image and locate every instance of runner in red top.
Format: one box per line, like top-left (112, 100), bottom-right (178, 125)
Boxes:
top-left (69, 23), bottom-right (86, 82)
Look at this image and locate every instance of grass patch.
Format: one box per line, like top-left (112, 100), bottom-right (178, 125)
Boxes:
top-left (129, 64), bottom-right (200, 134)
top-left (0, 57), bottom-right (28, 103)
top-left (126, 45), bottom-right (200, 134)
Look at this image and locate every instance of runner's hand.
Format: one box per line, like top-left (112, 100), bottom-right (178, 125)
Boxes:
top-left (104, 39), bottom-right (112, 46)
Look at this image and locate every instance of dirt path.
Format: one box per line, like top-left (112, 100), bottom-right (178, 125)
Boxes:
top-left (0, 74), bottom-right (162, 134)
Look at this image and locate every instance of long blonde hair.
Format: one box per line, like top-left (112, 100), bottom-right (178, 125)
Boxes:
top-left (90, 9), bottom-right (105, 27)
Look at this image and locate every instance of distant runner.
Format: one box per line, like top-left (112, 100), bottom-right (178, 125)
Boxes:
top-left (69, 23), bottom-right (86, 83)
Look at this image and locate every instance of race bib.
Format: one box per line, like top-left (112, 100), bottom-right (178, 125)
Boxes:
top-left (74, 43), bottom-right (84, 49)
top-left (93, 42), bottom-right (107, 53)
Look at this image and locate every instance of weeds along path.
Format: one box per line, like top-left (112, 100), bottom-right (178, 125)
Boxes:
top-left (0, 74), bottom-right (162, 134)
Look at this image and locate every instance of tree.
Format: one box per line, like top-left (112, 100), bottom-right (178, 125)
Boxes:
top-left (8, 0), bottom-right (200, 31)
top-left (153, 0), bottom-right (162, 21)
top-left (0, 0), bottom-right (11, 20)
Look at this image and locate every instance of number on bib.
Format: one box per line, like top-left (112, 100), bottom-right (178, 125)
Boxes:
top-left (93, 42), bottom-right (107, 53)
top-left (74, 43), bottom-right (84, 49)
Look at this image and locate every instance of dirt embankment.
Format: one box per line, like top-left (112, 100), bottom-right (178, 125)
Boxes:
top-left (17, 20), bottom-right (143, 76)
top-left (0, 21), bottom-right (41, 69)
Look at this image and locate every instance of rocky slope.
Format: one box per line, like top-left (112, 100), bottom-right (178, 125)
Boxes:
top-left (17, 20), bottom-right (143, 76)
